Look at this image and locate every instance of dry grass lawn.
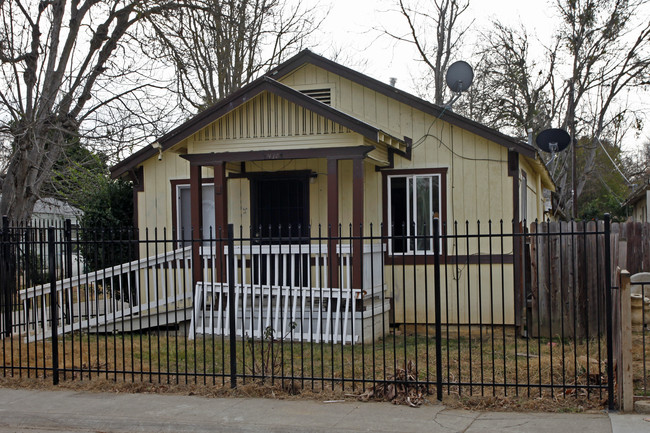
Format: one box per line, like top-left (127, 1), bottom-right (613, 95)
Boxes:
top-left (0, 326), bottom-right (616, 411)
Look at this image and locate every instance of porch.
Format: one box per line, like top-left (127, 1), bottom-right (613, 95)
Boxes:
top-left (9, 227), bottom-right (387, 345)
top-left (190, 241), bottom-right (387, 344)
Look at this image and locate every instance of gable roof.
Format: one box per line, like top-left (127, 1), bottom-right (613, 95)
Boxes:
top-left (111, 49), bottom-right (538, 179)
top-left (267, 50), bottom-right (536, 158)
top-left (111, 75), bottom-right (406, 179)
top-left (624, 183), bottom-right (650, 207)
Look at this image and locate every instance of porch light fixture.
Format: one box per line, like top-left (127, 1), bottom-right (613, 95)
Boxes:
top-left (151, 141), bottom-right (163, 161)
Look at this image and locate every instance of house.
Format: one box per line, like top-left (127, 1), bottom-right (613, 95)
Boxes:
top-left (0, 195), bottom-right (82, 226)
top-left (624, 182), bottom-right (650, 222)
top-left (109, 50), bottom-right (554, 340)
top-left (31, 197), bottom-right (82, 226)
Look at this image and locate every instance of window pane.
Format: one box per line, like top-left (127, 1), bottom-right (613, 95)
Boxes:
top-left (390, 177), bottom-right (407, 253)
top-left (416, 176), bottom-right (432, 251)
top-left (432, 176), bottom-right (440, 219)
top-left (178, 185), bottom-right (215, 245)
top-left (202, 185), bottom-right (215, 239)
top-left (179, 187), bottom-right (192, 244)
top-left (388, 173), bottom-right (442, 255)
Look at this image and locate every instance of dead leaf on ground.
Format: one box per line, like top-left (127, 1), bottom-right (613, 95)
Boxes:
top-left (355, 360), bottom-right (427, 407)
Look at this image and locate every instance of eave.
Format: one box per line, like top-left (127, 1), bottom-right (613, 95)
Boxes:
top-left (111, 76), bottom-right (407, 179)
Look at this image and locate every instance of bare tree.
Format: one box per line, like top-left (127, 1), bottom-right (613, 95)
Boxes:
top-left (551, 0), bottom-right (650, 216)
top-left (456, 0), bottom-right (649, 217)
top-left (146, 0), bottom-right (323, 112)
top-left (381, 0), bottom-right (471, 105)
top-left (0, 0), bottom-right (188, 221)
top-left (458, 22), bottom-right (559, 138)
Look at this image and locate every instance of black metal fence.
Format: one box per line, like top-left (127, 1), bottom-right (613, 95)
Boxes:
top-left (0, 216), bottom-right (614, 407)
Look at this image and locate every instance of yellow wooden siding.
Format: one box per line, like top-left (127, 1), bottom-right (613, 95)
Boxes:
top-left (632, 193), bottom-right (648, 222)
top-left (190, 91), bottom-right (352, 143)
top-left (520, 159), bottom-right (543, 222)
top-left (280, 64), bottom-right (536, 226)
top-left (388, 264), bottom-right (515, 324)
top-left (138, 144), bottom-right (190, 234)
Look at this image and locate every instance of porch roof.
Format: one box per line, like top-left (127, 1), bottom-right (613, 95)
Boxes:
top-left (181, 145), bottom-right (374, 166)
top-left (111, 76), bottom-right (408, 179)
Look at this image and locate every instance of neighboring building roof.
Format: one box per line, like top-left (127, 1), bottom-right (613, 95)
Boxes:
top-left (0, 195), bottom-right (82, 218)
top-left (624, 183), bottom-right (650, 207)
top-left (111, 49), bottom-right (539, 179)
top-left (32, 197), bottom-right (82, 218)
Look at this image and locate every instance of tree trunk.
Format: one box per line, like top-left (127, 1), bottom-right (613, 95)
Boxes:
top-left (0, 134), bottom-right (64, 222)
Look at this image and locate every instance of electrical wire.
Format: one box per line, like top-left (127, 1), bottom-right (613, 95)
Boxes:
top-left (410, 100), bottom-right (506, 164)
top-left (595, 135), bottom-right (632, 185)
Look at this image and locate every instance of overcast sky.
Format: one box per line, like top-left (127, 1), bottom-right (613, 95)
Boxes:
top-left (314, 0), bottom-right (553, 89)
top-left (305, 0), bottom-right (649, 151)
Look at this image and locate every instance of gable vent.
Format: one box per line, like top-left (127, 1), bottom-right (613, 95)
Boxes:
top-left (300, 88), bottom-right (331, 105)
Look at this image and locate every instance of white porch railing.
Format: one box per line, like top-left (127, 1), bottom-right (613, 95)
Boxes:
top-left (16, 240), bottom-right (386, 345)
top-left (189, 243), bottom-right (385, 344)
top-left (18, 246), bottom-right (193, 341)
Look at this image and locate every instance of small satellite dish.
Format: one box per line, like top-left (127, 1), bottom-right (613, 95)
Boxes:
top-left (536, 128), bottom-right (571, 153)
top-left (446, 61), bottom-right (474, 93)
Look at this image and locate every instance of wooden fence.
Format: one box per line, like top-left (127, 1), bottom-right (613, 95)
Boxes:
top-left (527, 221), bottom-right (650, 339)
top-left (609, 222), bottom-right (650, 276)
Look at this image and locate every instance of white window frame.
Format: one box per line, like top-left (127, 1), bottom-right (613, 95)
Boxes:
top-left (176, 183), bottom-right (216, 243)
top-left (387, 173), bottom-right (442, 255)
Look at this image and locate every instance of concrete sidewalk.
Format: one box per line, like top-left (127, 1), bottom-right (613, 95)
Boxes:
top-left (0, 387), bottom-right (646, 433)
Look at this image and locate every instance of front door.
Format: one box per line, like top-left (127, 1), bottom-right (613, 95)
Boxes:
top-left (250, 172), bottom-right (310, 287)
top-left (250, 172), bottom-right (310, 239)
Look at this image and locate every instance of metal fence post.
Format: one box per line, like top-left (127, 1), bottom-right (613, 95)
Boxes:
top-left (227, 224), bottom-right (237, 389)
top-left (48, 226), bottom-right (59, 385)
top-left (63, 219), bottom-right (72, 325)
top-left (604, 214), bottom-right (613, 410)
top-left (1, 216), bottom-right (10, 338)
top-left (433, 218), bottom-right (443, 401)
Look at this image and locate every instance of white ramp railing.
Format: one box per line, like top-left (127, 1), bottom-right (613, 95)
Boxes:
top-left (18, 246), bottom-right (193, 341)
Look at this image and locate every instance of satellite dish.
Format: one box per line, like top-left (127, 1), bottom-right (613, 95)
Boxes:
top-left (446, 61), bottom-right (474, 93)
top-left (536, 128), bottom-right (571, 153)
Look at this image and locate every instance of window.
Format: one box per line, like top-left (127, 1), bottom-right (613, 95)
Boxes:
top-left (176, 183), bottom-right (215, 244)
top-left (387, 173), bottom-right (442, 254)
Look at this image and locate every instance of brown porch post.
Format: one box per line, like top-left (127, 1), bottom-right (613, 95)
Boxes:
top-left (352, 157), bottom-right (364, 291)
top-left (190, 164), bottom-right (203, 286)
top-left (327, 158), bottom-right (339, 288)
top-left (212, 161), bottom-right (227, 282)
top-left (213, 162), bottom-right (228, 281)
